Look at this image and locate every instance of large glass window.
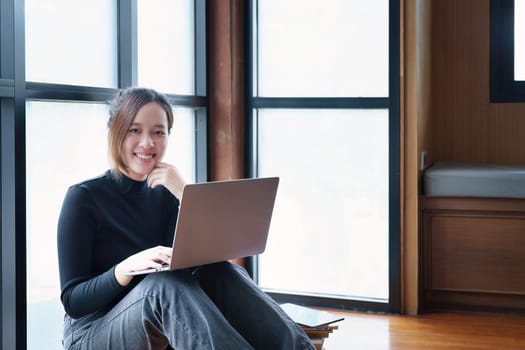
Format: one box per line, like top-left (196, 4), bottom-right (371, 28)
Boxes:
top-left (249, 0), bottom-right (399, 311)
top-left (25, 0), bottom-right (118, 87)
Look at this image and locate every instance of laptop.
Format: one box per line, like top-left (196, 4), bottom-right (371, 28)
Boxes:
top-left (127, 177), bottom-right (279, 275)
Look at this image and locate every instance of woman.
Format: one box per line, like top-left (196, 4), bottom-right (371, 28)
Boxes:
top-left (57, 87), bottom-right (315, 350)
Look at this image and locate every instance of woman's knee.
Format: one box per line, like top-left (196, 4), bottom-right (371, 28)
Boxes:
top-left (195, 261), bottom-right (249, 278)
top-left (193, 262), bottom-right (255, 297)
top-left (135, 269), bottom-right (196, 296)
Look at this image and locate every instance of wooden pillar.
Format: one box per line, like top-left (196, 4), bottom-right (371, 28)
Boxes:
top-left (208, 1), bottom-right (245, 267)
top-left (402, 0), bottom-right (432, 315)
top-left (208, 0), bottom-right (245, 181)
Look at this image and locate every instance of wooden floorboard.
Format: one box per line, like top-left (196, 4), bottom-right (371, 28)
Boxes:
top-left (319, 310), bottom-right (525, 349)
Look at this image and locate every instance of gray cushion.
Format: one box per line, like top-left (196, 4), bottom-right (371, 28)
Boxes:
top-left (423, 161), bottom-right (525, 198)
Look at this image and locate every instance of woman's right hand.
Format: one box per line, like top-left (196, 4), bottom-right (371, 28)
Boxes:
top-left (114, 245), bottom-right (172, 286)
top-left (147, 162), bottom-right (187, 200)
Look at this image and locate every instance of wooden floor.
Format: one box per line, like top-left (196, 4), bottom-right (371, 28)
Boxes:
top-left (320, 309), bottom-right (525, 350)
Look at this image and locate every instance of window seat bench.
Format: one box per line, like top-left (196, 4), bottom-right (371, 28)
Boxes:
top-left (420, 161), bottom-right (525, 313)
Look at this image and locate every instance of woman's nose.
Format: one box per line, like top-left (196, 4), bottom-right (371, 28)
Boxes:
top-left (139, 134), bottom-right (154, 148)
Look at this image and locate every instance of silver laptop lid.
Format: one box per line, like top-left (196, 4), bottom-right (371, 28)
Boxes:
top-left (170, 177), bottom-right (279, 270)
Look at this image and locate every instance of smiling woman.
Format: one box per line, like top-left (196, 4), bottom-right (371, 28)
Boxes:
top-left (25, 98), bottom-right (197, 350)
top-left (54, 87), bottom-right (316, 350)
top-left (107, 88), bottom-right (173, 181)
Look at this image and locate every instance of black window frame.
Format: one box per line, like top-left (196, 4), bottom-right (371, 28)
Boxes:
top-left (1, 0), bottom-right (208, 348)
top-left (490, 0), bottom-right (525, 102)
top-left (244, 0), bottom-right (401, 314)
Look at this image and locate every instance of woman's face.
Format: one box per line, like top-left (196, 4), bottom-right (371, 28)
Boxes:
top-left (121, 101), bottom-right (169, 181)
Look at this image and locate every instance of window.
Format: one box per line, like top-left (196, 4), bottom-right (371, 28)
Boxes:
top-left (257, 109), bottom-right (389, 300)
top-left (26, 102), bottom-right (109, 349)
top-left (25, 0), bottom-right (118, 88)
top-left (515, 0), bottom-right (525, 80)
top-left (137, 0), bottom-right (194, 94)
top-left (490, 0), bottom-right (525, 102)
top-left (256, 1), bottom-right (388, 97)
top-left (247, 0), bottom-right (400, 312)
top-left (1, 0), bottom-right (208, 348)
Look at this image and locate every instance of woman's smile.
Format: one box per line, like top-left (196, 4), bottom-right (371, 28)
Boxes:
top-left (121, 101), bottom-right (169, 181)
top-left (134, 152), bottom-right (156, 161)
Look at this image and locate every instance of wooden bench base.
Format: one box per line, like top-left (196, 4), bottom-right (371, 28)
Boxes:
top-left (420, 196), bottom-right (525, 313)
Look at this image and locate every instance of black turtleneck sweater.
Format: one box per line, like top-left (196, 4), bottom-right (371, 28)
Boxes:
top-left (57, 170), bottom-right (179, 319)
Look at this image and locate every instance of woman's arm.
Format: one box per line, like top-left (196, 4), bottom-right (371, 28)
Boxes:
top-left (61, 267), bottom-right (124, 318)
top-left (57, 185), bottom-right (126, 318)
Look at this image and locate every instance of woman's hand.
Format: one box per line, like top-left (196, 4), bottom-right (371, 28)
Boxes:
top-left (114, 245), bottom-right (172, 286)
top-left (147, 162), bottom-right (186, 199)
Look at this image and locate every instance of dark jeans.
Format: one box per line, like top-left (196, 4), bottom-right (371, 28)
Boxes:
top-left (62, 262), bottom-right (314, 350)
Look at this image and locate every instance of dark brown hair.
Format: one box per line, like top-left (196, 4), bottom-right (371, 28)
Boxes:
top-left (107, 87), bottom-right (174, 177)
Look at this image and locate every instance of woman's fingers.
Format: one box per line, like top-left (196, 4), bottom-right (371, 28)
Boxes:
top-left (147, 163), bottom-right (186, 199)
top-left (150, 245), bottom-right (172, 264)
top-left (115, 246), bottom-right (173, 287)
top-left (123, 246), bottom-right (172, 272)
top-left (141, 245), bottom-right (172, 266)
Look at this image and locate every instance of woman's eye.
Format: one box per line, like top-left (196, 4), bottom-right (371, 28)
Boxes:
top-left (128, 128), bottom-right (140, 134)
top-left (154, 130), bottom-right (166, 136)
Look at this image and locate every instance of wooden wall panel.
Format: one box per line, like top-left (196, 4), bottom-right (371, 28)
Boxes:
top-left (429, 0), bottom-right (525, 164)
top-left (430, 215), bottom-right (525, 293)
top-left (403, 0), bottom-right (432, 315)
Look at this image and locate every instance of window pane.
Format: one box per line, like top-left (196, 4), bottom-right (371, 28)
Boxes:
top-left (257, 109), bottom-right (389, 300)
top-left (26, 102), bottom-right (196, 349)
top-left (257, 0), bottom-right (389, 97)
top-left (137, 0), bottom-right (195, 94)
top-left (515, 0), bottom-right (525, 80)
top-left (26, 102), bottom-right (109, 350)
top-left (25, 0), bottom-right (118, 87)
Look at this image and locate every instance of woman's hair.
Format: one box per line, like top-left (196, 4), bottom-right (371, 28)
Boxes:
top-left (107, 87), bottom-right (174, 177)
